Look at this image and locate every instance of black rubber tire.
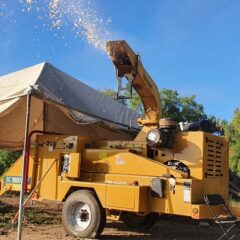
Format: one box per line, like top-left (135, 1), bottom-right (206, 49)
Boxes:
top-left (122, 212), bottom-right (159, 230)
top-left (62, 190), bottom-right (101, 239)
top-left (97, 208), bottom-right (107, 235)
top-left (88, 191), bottom-right (106, 235)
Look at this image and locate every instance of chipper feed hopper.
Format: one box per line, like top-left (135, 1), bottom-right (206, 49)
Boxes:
top-left (0, 41), bottom-right (229, 239)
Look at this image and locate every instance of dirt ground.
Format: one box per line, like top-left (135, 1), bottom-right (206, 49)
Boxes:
top-left (0, 194), bottom-right (226, 240)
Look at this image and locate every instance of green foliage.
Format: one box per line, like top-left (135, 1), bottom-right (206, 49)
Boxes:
top-left (99, 89), bottom-right (127, 105)
top-left (160, 89), bottom-right (207, 122)
top-left (105, 88), bottom-right (208, 122)
top-left (0, 150), bottom-right (21, 176)
top-left (100, 87), bottom-right (222, 133)
top-left (160, 89), bottom-right (181, 120)
top-left (224, 109), bottom-right (240, 176)
top-left (208, 115), bottom-right (226, 134)
top-left (129, 91), bottom-right (144, 114)
top-left (99, 89), bottom-right (117, 99)
top-left (101, 89), bottom-right (143, 114)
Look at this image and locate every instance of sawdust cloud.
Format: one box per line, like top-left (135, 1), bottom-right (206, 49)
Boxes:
top-left (19, 0), bottom-right (113, 51)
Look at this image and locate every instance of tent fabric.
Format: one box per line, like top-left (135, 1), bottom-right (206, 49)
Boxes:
top-left (0, 62), bottom-right (139, 149)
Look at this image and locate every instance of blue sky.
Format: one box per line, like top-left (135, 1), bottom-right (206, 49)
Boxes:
top-left (0, 0), bottom-right (239, 121)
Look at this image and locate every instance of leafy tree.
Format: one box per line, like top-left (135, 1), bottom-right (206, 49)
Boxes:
top-left (99, 89), bottom-right (127, 105)
top-left (0, 150), bottom-right (21, 176)
top-left (99, 89), bottom-right (117, 99)
top-left (179, 95), bottom-right (207, 122)
top-left (160, 89), bottom-right (181, 121)
top-left (160, 89), bottom-right (207, 122)
top-left (101, 88), bottom-right (221, 132)
top-left (208, 115), bottom-right (226, 135)
top-left (129, 91), bottom-right (144, 114)
top-left (224, 109), bottom-right (240, 176)
top-left (103, 88), bottom-right (208, 122)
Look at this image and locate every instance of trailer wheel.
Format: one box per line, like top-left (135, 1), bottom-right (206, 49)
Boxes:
top-left (86, 190), bottom-right (106, 235)
top-left (97, 208), bottom-right (107, 235)
top-left (122, 212), bottom-right (159, 230)
top-left (62, 190), bottom-right (103, 238)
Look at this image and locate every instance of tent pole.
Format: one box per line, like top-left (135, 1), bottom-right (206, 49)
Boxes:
top-left (17, 91), bottom-right (32, 240)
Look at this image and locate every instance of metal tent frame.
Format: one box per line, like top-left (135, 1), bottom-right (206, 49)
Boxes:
top-left (17, 90), bottom-right (32, 240)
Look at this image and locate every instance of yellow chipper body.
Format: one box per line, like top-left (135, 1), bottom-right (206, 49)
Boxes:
top-left (0, 41), bottom-right (230, 238)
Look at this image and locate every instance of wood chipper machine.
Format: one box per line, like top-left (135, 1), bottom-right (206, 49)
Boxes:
top-left (0, 40), bottom-right (229, 239)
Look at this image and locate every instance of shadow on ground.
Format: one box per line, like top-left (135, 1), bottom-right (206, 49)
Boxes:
top-left (100, 216), bottom-right (222, 240)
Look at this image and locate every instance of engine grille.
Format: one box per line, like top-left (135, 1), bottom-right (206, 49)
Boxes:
top-left (205, 136), bottom-right (224, 178)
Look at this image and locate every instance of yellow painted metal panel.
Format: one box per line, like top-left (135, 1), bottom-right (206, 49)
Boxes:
top-left (149, 178), bottom-right (192, 216)
top-left (105, 184), bottom-right (149, 212)
top-left (83, 150), bottom-right (184, 178)
top-left (0, 151), bottom-right (35, 194)
top-left (106, 184), bottom-right (135, 210)
top-left (191, 204), bottom-right (225, 219)
top-left (173, 132), bottom-right (204, 180)
top-left (67, 153), bottom-right (81, 178)
top-left (56, 178), bottom-right (107, 205)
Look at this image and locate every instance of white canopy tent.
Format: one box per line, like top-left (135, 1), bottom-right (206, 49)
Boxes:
top-left (0, 62), bottom-right (139, 149)
top-left (0, 62), bottom-right (139, 239)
